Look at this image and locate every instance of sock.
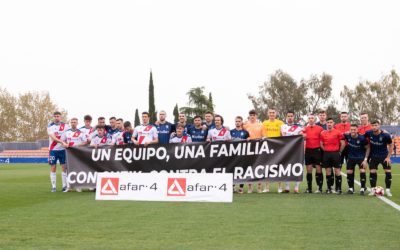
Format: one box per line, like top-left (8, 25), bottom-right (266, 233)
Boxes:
top-left (370, 172), bottom-right (377, 188)
top-left (335, 175), bottom-right (342, 191)
top-left (295, 181), bottom-right (300, 189)
top-left (306, 173), bottom-right (312, 190)
top-left (316, 173), bottom-right (323, 190)
top-left (326, 174), bottom-right (333, 190)
top-left (285, 182), bottom-right (290, 190)
top-left (360, 172), bottom-right (366, 189)
top-left (347, 173), bottom-right (354, 189)
top-left (385, 172), bottom-right (392, 189)
top-left (50, 172), bottom-right (56, 188)
top-left (61, 171), bottom-right (68, 188)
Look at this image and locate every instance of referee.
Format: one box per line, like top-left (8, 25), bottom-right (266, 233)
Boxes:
top-left (320, 118), bottom-right (345, 194)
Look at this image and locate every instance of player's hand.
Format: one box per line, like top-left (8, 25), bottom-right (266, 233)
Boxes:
top-left (384, 157), bottom-right (391, 165)
top-left (144, 142), bottom-right (150, 147)
top-left (62, 142), bottom-right (69, 148)
top-left (202, 125), bottom-right (207, 130)
top-left (361, 160), bottom-right (368, 168)
top-left (155, 121), bottom-right (160, 126)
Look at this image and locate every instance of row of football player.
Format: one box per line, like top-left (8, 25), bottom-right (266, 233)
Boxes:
top-left (48, 109), bottom-right (393, 196)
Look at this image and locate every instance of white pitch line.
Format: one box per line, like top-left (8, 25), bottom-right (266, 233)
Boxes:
top-left (340, 172), bottom-right (400, 212)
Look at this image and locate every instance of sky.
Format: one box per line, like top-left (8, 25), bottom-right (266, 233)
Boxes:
top-left (0, 0), bottom-right (399, 127)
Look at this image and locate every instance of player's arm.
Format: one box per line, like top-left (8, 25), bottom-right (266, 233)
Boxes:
top-left (206, 130), bottom-right (212, 142)
top-left (144, 129), bottom-right (159, 146)
top-left (363, 143), bottom-right (370, 166)
top-left (339, 139), bottom-right (345, 153)
top-left (385, 142), bottom-right (394, 164)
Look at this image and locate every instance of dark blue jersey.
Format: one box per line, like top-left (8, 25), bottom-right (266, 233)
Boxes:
top-left (203, 122), bottom-right (216, 130)
top-left (188, 127), bottom-right (208, 142)
top-left (364, 130), bottom-right (392, 158)
top-left (155, 122), bottom-right (173, 144)
top-left (230, 129), bottom-right (250, 141)
top-left (316, 122), bottom-right (327, 130)
top-left (106, 126), bottom-right (119, 136)
top-left (344, 134), bottom-right (368, 160)
top-left (123, 131), bottom-right (133, 144)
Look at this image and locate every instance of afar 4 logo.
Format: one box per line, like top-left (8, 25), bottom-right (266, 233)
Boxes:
top-left (167, 178), bottom-right (187, 196)
top-left (100, 178), bottom-right (119, 195)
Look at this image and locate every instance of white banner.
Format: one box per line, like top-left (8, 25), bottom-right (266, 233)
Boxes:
top-left (95, 173), bottom-right (233, 203)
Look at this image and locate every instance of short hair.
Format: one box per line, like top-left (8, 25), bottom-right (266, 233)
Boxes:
top-left (286, 110), bottom-right (294, 115)
top-left (327, 117), bottom-right (334, 122)
top-left (96, 125), bottom-right (105, 130)
top-left (193, 115), bottom-right (202, 120)
top-left (341, 111), bottom-right (348, 115)
top-left (70, 117), bottom-right (78, 122)
top-left (249, 110), bottom-right (257, 115)
top-left (159, 110), bottom-right (166, 115)
top-left (371, 120), bottom-right (380, 125)
top-left (360, 112), bottom-right (368, 116)
top-left (214, 114), bottom-right (224, 125)
top-left (176, 123), bottom-right (185, 129)
top-left (235, 116), bottom-right (243, 121)
top-left (142, 112), bottom-right (149, 116)
top-left (179, 112), bottom-right (186, 116)
top-left (109, 117), bottom-right (116, 120)
top-left (98, 116), bottom-right (105, 121)
top-left (124, 121), bottom-right (131, 128)
top-left (351, 124), bottom-right (358, 128)
top-left (205, 111), bottom-right (214, 116)
top-left (84, 115), bottom-right (92, 121)
top-left (268, 107), bottom-right (277, 111)
top-left (53, 111), bottom-right (61, 116)
top-left (318, 110), bottom-right (326, 114)
top-left (116, 118), bottom-right (123, 122)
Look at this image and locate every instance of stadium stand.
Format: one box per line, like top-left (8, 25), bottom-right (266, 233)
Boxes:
top-left (0, 141), bottom-right (49, 163)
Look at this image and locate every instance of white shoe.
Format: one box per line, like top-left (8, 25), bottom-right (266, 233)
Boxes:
top-left (262, 188), bottom-right (270, 193)
top-left (76, 188), bottom-right (82, 193)
top-left (277, 188), bottom-right (283, 193)
top-left (386, 189), bottom-right (392, 197)
top-left (247, 188), bottom-right (253, 194)
top-left (368, 189), bottom-right (375, 196)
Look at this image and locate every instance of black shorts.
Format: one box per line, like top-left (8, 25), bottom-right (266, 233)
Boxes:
top-left (305, 148), bottom-right (322, 166)
top-left (369, 157), bottom-right (391, 170)
top-left (346, 159), bottom-right (365, 170)
top-left (322, 151), bottom-right (341, 168)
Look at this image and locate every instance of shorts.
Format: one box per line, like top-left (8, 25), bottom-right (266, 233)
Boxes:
top-left (305, 148), bottom-right (322, 166)
top-left (322, 151), bottom-right (341, 168)
top-left (346, 158), bottom-right (365, 170)
top-left (369, 157), bottom-right (391, 170)
top-left (340, 145), bottom-right (349, 164)
top-left (49, 150), bottom-right (66, 165)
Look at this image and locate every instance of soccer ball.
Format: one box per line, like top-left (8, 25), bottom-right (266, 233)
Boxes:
top-left (374, 186), bottom-right (385, 196)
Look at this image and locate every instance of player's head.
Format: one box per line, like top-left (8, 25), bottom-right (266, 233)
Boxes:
top-left (179, 113), bottom-right (186, 123)
top-left (214, 115), bottom-right (224, 127)
top-left (371, 120), bottom-right (381, 132)
top-left (360, 112), bottom-right (369, 125)
top-left (53, 111), bottom-right (62, 123)
top-left (249, 110), bottom-right (258, 122)
top-left (70, 118), bottom-right (78, 129)
top-left (159, 110), bottom-right (167, 122)
top-left (235, 116), bottom-right (243, 129)
top-left (308, 114), bottom-right (316, 125)
top-left (84, 115), bottom-right (92, 127)
top-left (326, 117), bottom-right (334, 129)
top-left (268, 108), bottom-right (277, 120)
top-left (318, 110), bottom-right (327, 122)
top-left (340, 112), bottom-right (349, 122)
top-left (116, 118), bottom-right (124, 130)
top-left (193, 115), bottom-right (202, 127)
top-left (141, 112), bottom-right (150, 125)
top-left (176, 123), bottom-right (185, 136)
top-left (286, 111), bottom-right (295, 124)
top-left (98, 117), bottom-right (106, 126)
top-left (205, 111), bottom-right (214, 123)
top-left (350, 124), bottom-right (358, 136)
top-left (124, 121), bottom-right (132, 131)
top-left (96, 125), bottom-right (106, 137)
top-left (109, 117), bottom-right (116, 128)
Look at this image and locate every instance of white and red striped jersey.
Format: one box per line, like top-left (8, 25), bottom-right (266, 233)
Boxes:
top-left (112, 130), bottom-right (125, 145)
top-left (79, 126), bottom-right (95, 142)
top-left (169, 134), bottom-right (192, 143)
top-left (61, 129), bottom-right (87, 147)
top-left (47, 122), bottom-right (69, 151)
top-left (207, 127), bottom-right (231, 141)
top-left (90, 135), bottom-right (113, 147)
top-left (281, 123), bottom-right (303, 136)
top-left (133, 124), bottom-right (158, 145)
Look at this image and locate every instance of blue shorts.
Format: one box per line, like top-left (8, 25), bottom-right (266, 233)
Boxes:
top-left (49, 150), bottom-right (66, 165)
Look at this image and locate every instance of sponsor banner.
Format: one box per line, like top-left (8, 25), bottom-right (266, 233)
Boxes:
top-left (96, 173), bottom-right (233, 202)
top-left (67, 136), bottom-right (304, 188)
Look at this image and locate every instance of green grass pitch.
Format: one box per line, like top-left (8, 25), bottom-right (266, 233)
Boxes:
top-left (1, 164), bottom-right (399, 249)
